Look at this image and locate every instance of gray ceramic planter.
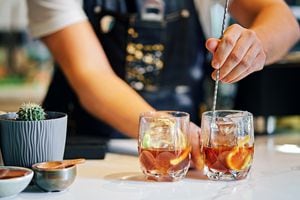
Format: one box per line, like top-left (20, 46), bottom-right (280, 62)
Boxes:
top-left (0, 112), bottom-right (67, 168)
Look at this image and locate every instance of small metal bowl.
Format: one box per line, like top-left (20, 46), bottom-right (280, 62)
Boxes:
top-left (32, 162), bottom-right (77, 192)
top-left (0, 166), bottom-right (33, 198)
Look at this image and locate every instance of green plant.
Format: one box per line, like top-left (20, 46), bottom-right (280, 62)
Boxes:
top-left (17, 103), bottom-right (46, 121)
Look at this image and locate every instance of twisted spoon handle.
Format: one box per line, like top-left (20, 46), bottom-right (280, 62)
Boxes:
top-left (212, 0), bottom-right (230, 112)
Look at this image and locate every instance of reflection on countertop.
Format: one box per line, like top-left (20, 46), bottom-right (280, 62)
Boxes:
top-left (5, 132), bottom-right (299, 200)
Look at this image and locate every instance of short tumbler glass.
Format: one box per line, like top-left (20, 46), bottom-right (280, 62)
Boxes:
top-left (138, 111), bottom-right (191, 181)
top-left (200, 110), bottom-right (254, 181)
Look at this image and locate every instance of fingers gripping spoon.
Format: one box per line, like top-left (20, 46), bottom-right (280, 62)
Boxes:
top-left (211, 0), bottom-right (230, 138)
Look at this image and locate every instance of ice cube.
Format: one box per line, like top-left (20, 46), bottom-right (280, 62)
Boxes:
top-left (211, 119), bottom-right (237, 147)
top-left (224, 112), bottom-right (247, 137)
top-left (217, 119), bottom-right (236, 136)
top-left (147, 118), bottom-right (177, 148)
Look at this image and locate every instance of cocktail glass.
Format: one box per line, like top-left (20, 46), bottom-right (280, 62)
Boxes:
top-left (138, 111), bottom-right (191, 181)
top-left (200, 110), bottom-right (254, 181)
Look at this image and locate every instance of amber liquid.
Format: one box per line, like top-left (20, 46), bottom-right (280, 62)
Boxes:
top-left (139, 147), bottom-right (190, 178)
top-left (0, 169), bottom-right (30, 179)
top-left (204, 145), bottom-right (254, 173)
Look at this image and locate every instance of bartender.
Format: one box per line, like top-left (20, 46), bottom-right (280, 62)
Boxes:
top-left (26, 0), bottom-right (299, 168)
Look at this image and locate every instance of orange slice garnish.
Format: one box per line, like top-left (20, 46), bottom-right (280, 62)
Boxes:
top-left (226, 147), bottom-right (252, 170)
top-left (238, 135), bottom-right (250, 147)
top-left (170, 146), bottom-right (191, 166)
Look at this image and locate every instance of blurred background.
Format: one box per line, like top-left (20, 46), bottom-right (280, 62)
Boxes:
top-left (0, 0), bottom-right (299, 135)
top-left (0, 0), bottom-right (52, 112)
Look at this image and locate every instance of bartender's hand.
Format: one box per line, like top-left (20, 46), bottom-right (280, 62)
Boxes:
top-left (206, 24), bottom-right (267, 83)
top-left (189, 122), bottom-right (204, 170)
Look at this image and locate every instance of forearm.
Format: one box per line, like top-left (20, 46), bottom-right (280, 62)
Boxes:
top-left (72, 66), bottom-right (154, 138)
top-left (231, 0), bottom-right (300, 65)
top-left (249, 3), bottom-right (299, 64)
top-left (76, 70), bottom-right (154, 138)
top-left (42, 21), bottom-right (154, 138)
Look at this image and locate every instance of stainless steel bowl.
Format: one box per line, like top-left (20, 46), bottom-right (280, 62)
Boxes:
top-left (32, 163), bottom-right (76, 192)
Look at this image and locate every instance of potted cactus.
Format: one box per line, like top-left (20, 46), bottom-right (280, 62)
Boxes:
top-left (16, 103), bottom-right (46, 121)
top-left (0, 103), bottom-right (67, 168)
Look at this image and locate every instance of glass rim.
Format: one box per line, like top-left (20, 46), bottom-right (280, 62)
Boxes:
top-left (202, 110), bottom-right (253, 118)
top-left (140, 110), bottom-right (190, 119)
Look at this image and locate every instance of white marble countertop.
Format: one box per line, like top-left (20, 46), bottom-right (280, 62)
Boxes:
top-left (11, 133), bottom-right (300, 200)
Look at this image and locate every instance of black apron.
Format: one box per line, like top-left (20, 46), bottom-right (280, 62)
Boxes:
top-left (43, 0), bottom-right (208, 138)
